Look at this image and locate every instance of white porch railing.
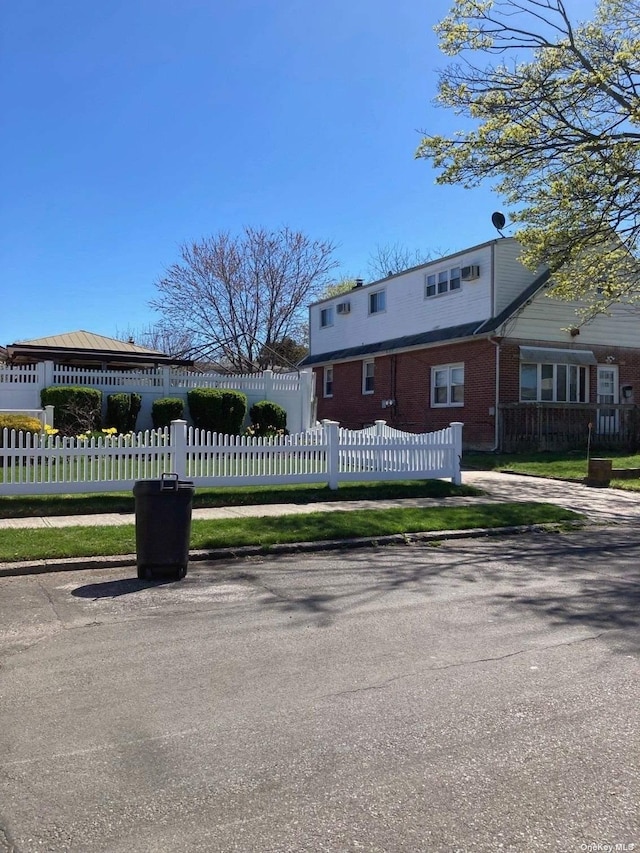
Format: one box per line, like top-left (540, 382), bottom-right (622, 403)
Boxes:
top-left (0, 420), bottom-right (463, 496)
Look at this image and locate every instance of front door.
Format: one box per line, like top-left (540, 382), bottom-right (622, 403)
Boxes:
top-left (597, 365), bottom-right (619, 436)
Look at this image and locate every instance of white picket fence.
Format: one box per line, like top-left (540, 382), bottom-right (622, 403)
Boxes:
top-left (0, 420), bottom-right (463, 496)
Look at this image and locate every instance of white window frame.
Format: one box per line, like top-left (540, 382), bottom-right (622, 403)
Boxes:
top-left (362, 359), bottom-right (375, 395)
top-left (425, 267), bottom-right (462, 299)
top-left (520, 362), bottom-right (589, 403)
top-left (431, 363), bottom-right (464, 408)
top-left (320, 306), bottom-right (334, 328)
top-left (368, 289), bottom-right (386, 315)
top-left (323, 365), bottom-right (334, 398)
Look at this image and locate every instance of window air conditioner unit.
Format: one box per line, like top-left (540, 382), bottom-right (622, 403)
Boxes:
top-left (336, 301), bottom-right (351, 315)
top-left (461, 265), bottom-right (480, 281)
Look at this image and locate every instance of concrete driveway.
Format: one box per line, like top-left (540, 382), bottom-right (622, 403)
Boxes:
top-left (462, 470), bottom-right (640, 526)
top-left (0, 528), bottom-right (638, 852)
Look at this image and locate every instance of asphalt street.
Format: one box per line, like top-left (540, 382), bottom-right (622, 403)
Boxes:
top-left (0, 528), bottom-right (639, 852)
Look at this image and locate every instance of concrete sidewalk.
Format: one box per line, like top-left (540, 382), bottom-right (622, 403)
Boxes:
top-left (0, 494), bottom-right (493, 530)
top-left (3, 470), bottom-right (639, 577)
top-left (1, 471), bottom-right (639, 529)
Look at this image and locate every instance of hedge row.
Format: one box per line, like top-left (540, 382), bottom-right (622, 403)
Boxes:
top-left (35, 386), bottom-right (287, 436)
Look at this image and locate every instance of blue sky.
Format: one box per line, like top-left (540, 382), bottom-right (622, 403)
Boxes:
top-left (1, 0), bottom-right (515, 346)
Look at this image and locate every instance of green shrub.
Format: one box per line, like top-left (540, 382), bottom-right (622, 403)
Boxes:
top-left (0, 415), bottom-right (42, 467)
top-left (0, 415), bottom-right (42, 444)
top-left (152, 397), bottom-right (184, 429)
top-left (187, 388), bottom-right (247, 434)
top-left (106, 392), bottom-right (143, 434)
top-left (128, 393), bottom-right (142, 431)
top-left (40, 386), bottom-right (102, 436)
top-left (106, 393), bottom-right (130, 434)
top-left (249, 400), bottom-right (288, 436)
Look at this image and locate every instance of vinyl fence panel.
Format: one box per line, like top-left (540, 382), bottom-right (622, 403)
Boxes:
top-left (0, 420), bottom-right (462, 495)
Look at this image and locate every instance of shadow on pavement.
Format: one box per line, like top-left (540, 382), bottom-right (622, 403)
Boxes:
top-left (229, 529), bottom-right (640, 651)
top-left (72, 576), bottom-right (177, 598)
top-left (65, 528), bottom-right (640, 653)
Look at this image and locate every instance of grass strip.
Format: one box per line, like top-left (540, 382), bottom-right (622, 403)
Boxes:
top-left (0, 479), bottom-right (482, 519)
top-left (464, 451), bottom-right (640, 491)
top-left (0, 502), bottom-right (583, 563)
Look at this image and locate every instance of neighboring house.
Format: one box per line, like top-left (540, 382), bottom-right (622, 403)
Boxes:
top-left (301, 237), bottom-right (640, 450)
top-left (5, 330), bottom-right (193, 369)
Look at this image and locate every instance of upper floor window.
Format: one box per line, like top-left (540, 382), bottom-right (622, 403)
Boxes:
top-left (368, 289), bottom-right (386, 314)
top-left (432, 363), bottom-right (464, 407)
top-left (323, 365), bottom-right (334, 398)
top-left (320, 306), bottom-right (334, 328)
top-left (425, 267), bottom-right (461, 299)
top-left (520, 362), bottom-right (588, 403)
top-left (362, 359), bottom-right (375, 394)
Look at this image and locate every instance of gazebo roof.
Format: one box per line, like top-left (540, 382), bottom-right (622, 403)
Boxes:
top-left (6, 330), bottom-right (193, 367)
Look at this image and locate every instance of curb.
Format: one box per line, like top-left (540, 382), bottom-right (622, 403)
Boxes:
top-left (0, 522), bottom-right (582, 578)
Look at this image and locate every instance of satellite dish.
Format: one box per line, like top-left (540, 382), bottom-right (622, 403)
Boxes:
top-left (491, 211), bottom-right (507, 235)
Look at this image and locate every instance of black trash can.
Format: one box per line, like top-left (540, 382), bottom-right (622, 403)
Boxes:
top-left (133, 473), bottom-right (194, 581)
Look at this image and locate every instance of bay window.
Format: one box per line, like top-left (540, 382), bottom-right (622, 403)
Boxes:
top-left (520, 362), bottom-right (588, 402)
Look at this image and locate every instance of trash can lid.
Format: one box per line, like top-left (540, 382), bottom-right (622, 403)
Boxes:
top-left (133, 477), bottom-right (194, 496)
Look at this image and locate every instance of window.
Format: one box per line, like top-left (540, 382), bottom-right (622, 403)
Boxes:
top-left (432, 364), bottom-right (464, 407)
top-left (362, 360), bottom-right (375, 394)
top-left (323, 366), bottom-right (333, 398)
top-left (520, 362), bottom-right (588, 402)
top-left (425, 267), bottom-right (462, 298)
top-left (369, 289), bottom-right (386, 314)
top-left (320, 307), bottom-right (333, 328)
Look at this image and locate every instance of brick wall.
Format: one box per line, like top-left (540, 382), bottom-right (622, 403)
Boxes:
top-left (313, 338), bottom-right (640, 450)
top-left (314, 338), bottom-right (498, 449)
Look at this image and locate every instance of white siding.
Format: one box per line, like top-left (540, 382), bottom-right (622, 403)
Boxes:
top-left (309, 244), bottom-right (495, 357)
top-left (493, 239), bottom-right (542, 314)
top-left (507, 291), bottom-right (640, 348)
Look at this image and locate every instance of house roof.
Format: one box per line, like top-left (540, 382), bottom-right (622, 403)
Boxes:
top-left (300, 268), bottom-right (552, 367)
top-left (310, 236), bottom-right (518, 309)
top-left (6, 330), bottom-right (193, 367)
top-left (301, 321), bottom-right (484, 366)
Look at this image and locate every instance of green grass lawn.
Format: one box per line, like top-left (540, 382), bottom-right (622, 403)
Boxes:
top-left (463, 451), bottom-right (640, 491)
top-left (0, 502), bottom-right (583, 563)
top-left (0, 479), bottom-right (482, 519)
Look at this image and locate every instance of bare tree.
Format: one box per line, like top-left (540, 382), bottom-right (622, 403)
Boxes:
top-left (152, 227), bottom-right (339, 373)
top-left (367, 243), bottom-right (436, 279)
top-left (115, 323), bottom-right (196, 360)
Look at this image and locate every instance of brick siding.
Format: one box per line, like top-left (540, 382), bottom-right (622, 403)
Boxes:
top-left (314, 337), bottom-right (640, 450)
